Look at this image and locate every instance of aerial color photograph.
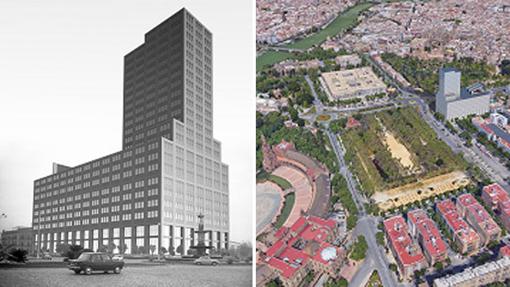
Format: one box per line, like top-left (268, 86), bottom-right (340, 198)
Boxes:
top-left (256, 0), bottom-right (510, 286)
top-left (0, 0), bottom-right (253, 286)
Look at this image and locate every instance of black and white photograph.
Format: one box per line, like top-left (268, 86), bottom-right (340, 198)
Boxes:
top-left (0, 1), bottom-right (254, 286)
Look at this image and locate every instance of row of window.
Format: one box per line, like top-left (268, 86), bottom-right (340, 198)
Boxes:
top-left (34, 211), bottom-right (160, 229)
top-left (34, 188), bottom-right (160, 212)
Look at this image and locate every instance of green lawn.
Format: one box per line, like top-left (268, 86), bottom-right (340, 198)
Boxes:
top-left (256, 2), bottom-right (372, 72)
top-left (256, 51), bottom-right (295, 72)
top-left (275, 193), bottom-right (296, 228)
top-left (268, 174), bottom-right (292, 190)
top-left (285, 2), bottom-right (373, 50)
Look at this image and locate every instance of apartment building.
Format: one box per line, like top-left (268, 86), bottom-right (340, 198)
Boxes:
top-left (436, 199), bottom-right (480, 255)
top-left (481, 183), bottom-right (510, 231)
top-left (407, 209), bottom-right (448, 266)
top-left (456, 194), bottom-right (501, 246)
top-left (384, 215), bottom-right (427, 279)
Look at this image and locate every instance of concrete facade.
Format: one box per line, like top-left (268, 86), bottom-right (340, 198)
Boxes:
top-left (32, 9), bottom-right (229, 256)
top-left (435, 68), bottom-right (490, 121)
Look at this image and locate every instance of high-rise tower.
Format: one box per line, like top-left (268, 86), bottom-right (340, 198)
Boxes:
top-left (32, 9), bottom-right (229, 256)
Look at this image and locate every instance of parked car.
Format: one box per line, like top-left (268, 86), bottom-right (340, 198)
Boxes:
top-left (68, 252), bottom-right (124, 275)
top-left (112, 255), bottom-right (124, 261)
top-left (194, 256), bottom-right (220, 266)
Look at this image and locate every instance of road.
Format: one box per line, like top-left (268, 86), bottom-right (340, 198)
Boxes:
top-left (327, 130), bottom-right (399, 287)
top-left (0, 264), bottom-right (251, 287)
top-left (304, 75), bottom-right (324, 113)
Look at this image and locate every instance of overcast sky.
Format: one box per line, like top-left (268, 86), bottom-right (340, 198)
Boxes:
top-left (0, 0), bottom-right (254, 243)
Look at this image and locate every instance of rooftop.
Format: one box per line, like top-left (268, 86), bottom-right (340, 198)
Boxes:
top-left (264, 215), bottom-right (340, 279)
top-left (457, 193), bottom-right (501, 236)
top-left (384, 215), bottom-right (426, 266)
top-left (321, 67), bottom-right (386, 98)
top-left (408, 209), bottom-right (448, 258)
top-left (436, 199), bottom-right (480, 244)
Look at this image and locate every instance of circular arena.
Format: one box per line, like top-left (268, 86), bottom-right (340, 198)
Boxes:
top-left (256, 181), bottom-right (283, 235)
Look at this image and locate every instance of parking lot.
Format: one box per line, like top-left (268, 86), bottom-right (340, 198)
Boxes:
top-left (0, 264), bottom-right (252, 287)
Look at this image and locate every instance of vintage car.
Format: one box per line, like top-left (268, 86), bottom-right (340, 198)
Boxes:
top-left (193, 256), bottom-right (220, 266)
top-left (68, 252), bottom-right (124, 275)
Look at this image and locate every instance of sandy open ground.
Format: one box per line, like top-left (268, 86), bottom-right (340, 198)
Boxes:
top-left (256, 182), bottom-right (283, 235)
top-left (372, 171), bottom-right (470, 210)
top-left (383, 131), bottom-right (415, 170)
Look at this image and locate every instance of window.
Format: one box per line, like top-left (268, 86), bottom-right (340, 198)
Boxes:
top-left (124, 227), bottom-right (132, 237)
top-left (149, 225), bottom-right (159, 236)
top-left (136, 226), bottom-right (144, 237)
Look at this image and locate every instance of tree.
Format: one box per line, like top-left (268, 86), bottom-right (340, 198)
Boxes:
top-left (137, 246), bottom-right (146, 254)
top-left (159, 246), bottom-right (167, 255)
top-left (55, 243), bottom-right (70, 256)
top-left (65, 245), bottom-right (83, 259)
top-left (97, 245), bottom-right (107, 253)
top-left (168, 246), bottom-right (175, 256)
top-left (9, 249), bottom-right (28, 263)
top-left (389, 263), bottom-right (398, 273)
top-left (376, 232), bottom-right (385, 246)
top-left (176, 244), bottom-right (184, 255)
top-left (118, 243), bottom-right (128, 254)
top-left (325, 278), bottom-right (348, 287)
top-left (238, 242), bottom-right (252, 259)
top-left (349, 235), bottom-right (368, 261)
top-left (107, 242), bottom-right (117, 253)
top-left (149, 245), bottom-right (156, 256)
top-left (434, 261), bottom-right (444, 271)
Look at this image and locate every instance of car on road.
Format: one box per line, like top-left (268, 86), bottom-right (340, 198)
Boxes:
top-left (112, 254), bottom-right (124, 261)
top-left (68, 252), bottom-right (124, 275)
top-left (194, 256), bottom-right (220, 266)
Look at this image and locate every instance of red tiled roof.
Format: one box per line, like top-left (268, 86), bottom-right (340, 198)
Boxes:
top-left (437, 199), bottom-right (479, 244)
top-left (274, 227), bottom-right (288, 238)
top-left (266, 240), bottom-right (285, 257)
top-left (307, 216), bottom-right (336, 230)
top-left (483, 183), bottom-right (510, 215)
top-left (265, 215), bottom-right (339, 279)
top-left (457, 194), bottom-right (500, 235)
top-left (500, 245), bottom-right (510, 258)
top-left (267, 257), bottom-right (300, 278)
top-left (289, 216), bottom-right (307, 233)
top-left (384, 215), bottom-right (426, 267)
top-left (408, 209), bottom-right (448, 258)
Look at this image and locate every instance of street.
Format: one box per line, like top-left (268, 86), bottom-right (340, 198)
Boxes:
top-left (0, 264), bottom-right (252, 287)
top-left (327, 130), bottom-right (400, 287)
